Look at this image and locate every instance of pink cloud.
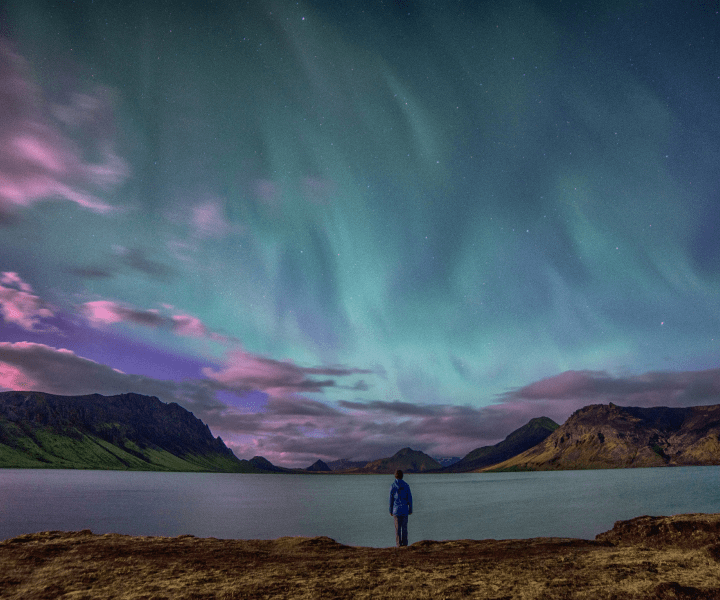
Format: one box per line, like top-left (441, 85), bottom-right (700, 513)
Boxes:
top-left (82, 299), bottom-right (229, 342)
top-left (191, 199), bottom-right (233, 238)
top-left (0, 271), bottom-right (32, 292)
top-left (0, 39), bottom-right (128, 217)
top-left (496, 367), bottom-right (720, 429)
top-left (82, 300), bottom-right (125, 325)
top-left (171, 314), bottom-right (209, 338)
top-left (202, 350), bottom-right (372, 397)
top-left (0, 361), bottom-right (40, 390)
top-left (514, 370), bottom-right (606, 399)
top-left (83, 300), bottom-right (164, 327)
top-left (0, 272), bottom-right (56, 332)
top-left (507, 368), bottom-right (720, 406)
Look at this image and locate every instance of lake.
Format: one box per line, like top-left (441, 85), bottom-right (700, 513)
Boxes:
top-left (1, 467), bottom-right (719, 547)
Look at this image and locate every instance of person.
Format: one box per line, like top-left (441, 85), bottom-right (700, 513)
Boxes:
top-left (389, 469), bottom-right (413, 547)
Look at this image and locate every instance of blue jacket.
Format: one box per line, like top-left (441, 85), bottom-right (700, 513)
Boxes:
top-left (389, 478), bottom-right (413, 517)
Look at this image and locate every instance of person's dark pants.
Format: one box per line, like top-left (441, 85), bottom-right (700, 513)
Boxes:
top-left (394, 515), bottom-right (408, 547)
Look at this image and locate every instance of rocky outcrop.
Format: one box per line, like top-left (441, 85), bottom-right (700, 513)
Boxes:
top-left (596, 513), bottom-right (720, 548)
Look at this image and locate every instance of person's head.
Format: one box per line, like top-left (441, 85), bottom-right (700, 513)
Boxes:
top-left (394, 469), bottom-right (403, 480)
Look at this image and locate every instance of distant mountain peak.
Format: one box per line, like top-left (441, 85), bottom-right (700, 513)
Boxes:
top-left (444, 416), bottom-right (559, 473)
top-left (249, 456), bottom-right (275, 469)
top-left (306, 459), bottom-right (331, 472)
top-left (361, 447), bottom-right (441, 473)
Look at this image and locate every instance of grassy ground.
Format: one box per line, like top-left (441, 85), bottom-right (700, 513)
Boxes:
top-left (1, 514), bottom-right (720, 599)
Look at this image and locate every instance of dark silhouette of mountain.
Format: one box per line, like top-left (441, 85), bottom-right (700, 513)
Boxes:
top-left (433, 456), bottom-right (462, 467)
top-left (247, 455), bottom-right (299, 473)
top-left (0, 391), bottom-right (279, 472)
top-left (326, 458), bottom-right (366, 471)
top-left (487, 403), bottom-right (720, 471)
top-left (306, 459), bottom-right (331, 472)
top-left (357, 447), bottom-right (442, 473)
top-left (442, 416), bottom-right (559, 472)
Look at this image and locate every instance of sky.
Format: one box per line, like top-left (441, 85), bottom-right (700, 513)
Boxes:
top-left (1, 0), bottom-right (719, 468)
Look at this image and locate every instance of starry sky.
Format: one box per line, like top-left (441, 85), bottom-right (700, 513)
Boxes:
top-left (1, 0), bottom-right (719, 467)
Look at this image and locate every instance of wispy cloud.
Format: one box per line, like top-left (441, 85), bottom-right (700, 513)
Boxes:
top-left (0, 39), bottom-right (128, 218)
top-left (0, 272), bottom-right (57, 332)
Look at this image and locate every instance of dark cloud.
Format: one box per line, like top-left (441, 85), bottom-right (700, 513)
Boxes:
top-left (70, 267), bottom-right (114, 279)
top-left (70, 248), bottom-right (174, 283)
top-left (339, 399), bottom-right (438, 416)
top-left (121, 249), bottom-right (175, 281)
top-left (265, 396), bottom-right (342, 417)
top-left (504, 368), bottom-right (720, 406)
top-left (351, 380), bottom-right (369, 391)
top-left (0, 341), bottom-right (224, 417)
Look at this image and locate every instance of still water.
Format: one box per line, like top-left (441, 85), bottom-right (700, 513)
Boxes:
top-left (1, 467), bottom-right (719, 547)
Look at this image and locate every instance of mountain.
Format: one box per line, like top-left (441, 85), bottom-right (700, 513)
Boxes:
top-left (247, 455), bottom-right (299, 473)
top-left (359, 447), bottom-right (442, 473)
top-left (485, 403), bottom-right (720, 471)
top-left (443, 416), bottom-right (559, 472)
top-left (433, 456), bottom-right (462, 467)
top-left (306, 459), bottom-right (331, 472)
top-left (0, 390), bottom-right (279, 473)
top-left (326, 458), bottom-right (367, 471)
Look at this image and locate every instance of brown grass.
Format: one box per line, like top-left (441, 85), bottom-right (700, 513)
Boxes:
top-left (2, 514), bottom-right (720, 599)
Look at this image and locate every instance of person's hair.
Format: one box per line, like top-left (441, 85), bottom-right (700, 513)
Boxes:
top-left (394, 469), bottom-right (403, 479)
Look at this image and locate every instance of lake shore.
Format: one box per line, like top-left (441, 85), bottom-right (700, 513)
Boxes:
top-left (1, 513), bottom-right (719, 599)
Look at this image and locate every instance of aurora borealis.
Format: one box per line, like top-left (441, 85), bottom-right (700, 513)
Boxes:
top-left (1, 1), bottom-right (719, 467)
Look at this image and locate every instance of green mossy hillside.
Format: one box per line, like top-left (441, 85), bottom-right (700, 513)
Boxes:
top-left (0, 391), bottom-right (271, 472)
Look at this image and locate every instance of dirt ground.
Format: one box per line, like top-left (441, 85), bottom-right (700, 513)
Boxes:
top-left (1, 513), bottom-right (720, 599)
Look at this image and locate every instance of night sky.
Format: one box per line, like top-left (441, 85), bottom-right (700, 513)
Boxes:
top-left (1, 0), bottom-right (719, 467)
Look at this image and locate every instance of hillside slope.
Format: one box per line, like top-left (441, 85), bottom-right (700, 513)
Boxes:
top-left (486, 403), bottom-right (720, 471)
top-left (0, 391), bottom-right (272, 472)
top-left (443, 416), bottom-right (559, 472)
